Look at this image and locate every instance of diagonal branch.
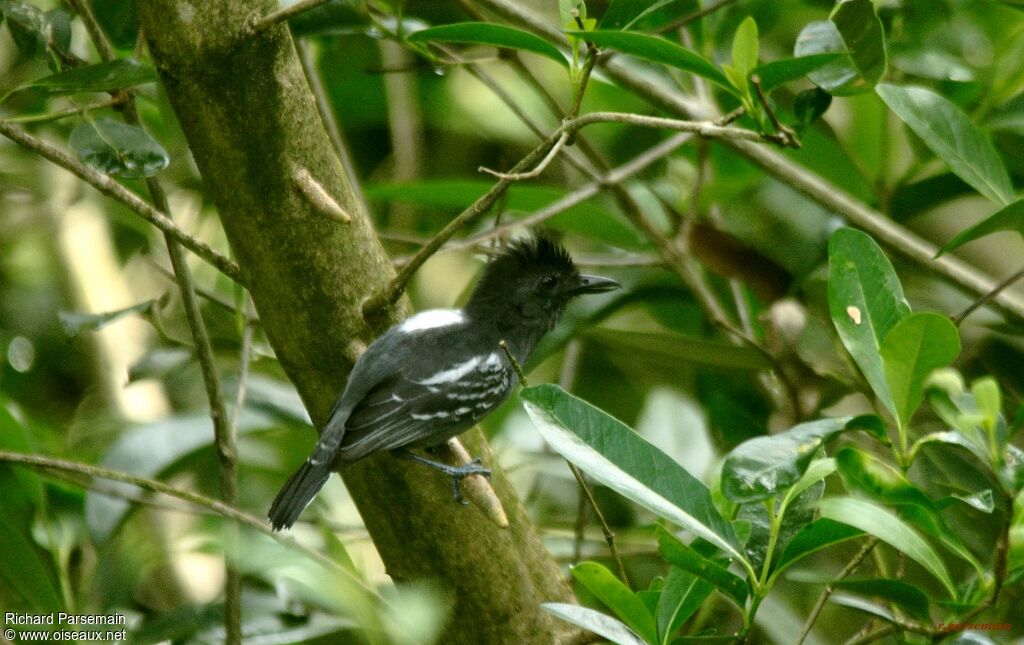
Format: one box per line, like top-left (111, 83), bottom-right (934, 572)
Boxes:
top-left (0, 121), bottom-right (244, 285)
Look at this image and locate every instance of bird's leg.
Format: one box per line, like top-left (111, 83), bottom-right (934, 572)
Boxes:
top-left (393, 449), bottom-right (492, 504)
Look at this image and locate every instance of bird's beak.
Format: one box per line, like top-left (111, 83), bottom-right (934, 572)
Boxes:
top-left (572, 274), bottom-right (620, 295)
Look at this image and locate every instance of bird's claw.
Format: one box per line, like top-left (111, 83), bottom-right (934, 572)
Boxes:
top-left (449, 458), bottom-right (492, 504)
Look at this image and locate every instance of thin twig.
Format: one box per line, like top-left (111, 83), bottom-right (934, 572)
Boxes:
top-left (362, 129), bottom-right (564, 317)
top-left (479, 132), bottom-right (569, 180)
top-left (843, 625), bottom-right (896, 645)
top-left (751, 75), bottom-right (799, 148)
top-left (0, 122), bottom-right (244, 284)
top-left (568, 461), bottom-right (630, 586)
top-left (565, 111), bottom-right (799, 147)
top-left (796, 537), bottom-right (879, 645)
top-left (5, 97), bottom-right (127, 123)
top-left (0, 450), bottom-right (384, 602)
top-left (953, 263), bottom-right (1024, 325)
top-left (654, 0), bottom-right (742, 33)
top-left (248, 0), bottom-right (330, 37)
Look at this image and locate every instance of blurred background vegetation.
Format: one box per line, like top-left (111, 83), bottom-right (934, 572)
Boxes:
top-left (1, 0), bottom-right (1023, 643)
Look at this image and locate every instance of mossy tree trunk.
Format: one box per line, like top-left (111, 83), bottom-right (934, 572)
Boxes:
top-left (134, 1), bottom-right (573, 641)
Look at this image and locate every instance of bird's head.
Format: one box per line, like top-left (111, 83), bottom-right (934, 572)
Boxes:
top-left (465, 236), bottom-right (619, 331)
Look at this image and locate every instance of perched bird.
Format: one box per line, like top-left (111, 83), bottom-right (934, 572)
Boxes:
top-left (268, 236), bottom-right (619, 530)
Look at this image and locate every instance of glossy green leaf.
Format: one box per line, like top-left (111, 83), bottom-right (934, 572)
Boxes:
top-left (22, 59), bottom-right (157, 95)
top-left (572, 562), bottom-right (657, 643)
top-left (58, 299), bottom-right (156, 338)
top-left (752, 54), bottom-right (843, 92)
top-left (567, 30), bottom-right (736, 95)
top-left (794, 0), bottom-right (886, 96)
top-left (521, 384), bottom-right (744, 561)
top-left (542, 603), bottom-right (647, 645)
top-left (721, 415), bottom-right (879, 503)
top-left (731, 17), bottom-right (759, 77)
top-left (880, 312), bottom-right (961, 427)
top-left (407, 23), bottom-right (568, 68)
top-left (772, 518), bottom-right (864, 578)
top-left (818, 496), bottom-right (957, 597)
top-left (828, 228), bottom-right (911, 420)
top-left (938, 198), bottom-right (1024, 255)
top-left (657, 527), bottom-right (748, 609)
top-left (793, 87), bottom-right (833, 129)
top-left (69, 117), bottom-right (169, 178)
top-left (655, 567), bottom-right (713, 645)
top-left (877, 84), bottom-right (1015, 205)
top-left (1, 3), bottom-right (70, 60)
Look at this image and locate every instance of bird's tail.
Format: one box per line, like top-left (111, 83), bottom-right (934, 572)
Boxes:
top-left (268, 459), bottom-right (332, 531)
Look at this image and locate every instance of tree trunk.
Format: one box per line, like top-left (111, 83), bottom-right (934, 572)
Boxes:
top-left (133, 1), bottom-right (573, 641)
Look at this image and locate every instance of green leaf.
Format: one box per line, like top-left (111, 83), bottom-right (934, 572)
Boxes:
top-left (832, 579), bottom-right (931, 623)
top-left (836, 447), bottom-right (982, 573)
top-left (1, 3), bottom-right (70, 60)
top-left (407, 23), bottom-right (568, 68)
top-left (880, 312), bottom-right (961, 428)
top-left (20, 59), bottom-right (157, 95)
top-left (69, 117), bottom-right (169, 178)
top-left (772, 518), bottom-right (864, 578)
top-left (655, 568), bottom-right (712, 645)
top-left (572, 562), bottom-right (658, 643)
top-left (58, 299), bottom-right (156, 337)
top-left (721, 415), bottom-right (880, 504)
top-left (521, 384), bottom-right (744, 562)
top-left (793, 87), bottom-right (833, 128)
top-left (584, 328), bottom-right (772, 372)
top-left (938, 198), bottom-right (1024, 255)
top-left (599, 0), bottom-right (680, 30)
top-left (794, 0), bottom-right (886, 95)
top-left (817, 496), bottom-right (957, 597)
top-left (0, 405), bottom-right (62, 611)
top-left (542, 603), bottom-right (647, 645)
top-left (828, 228), bottom-right (911, 420)
top-left (731, 17), bottom-right (759, 77)
top-left (657, 527), bottom-right (748, 609)
top-left (877, 84), bottom-right (1015, 205)
top-left (752, 54), bottom-right (844, 92)
top-left (568, 30), bottom-right (736, 96)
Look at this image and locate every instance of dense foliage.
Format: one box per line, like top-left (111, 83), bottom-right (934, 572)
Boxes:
top-left (1, 0), bottom-right (1023, 643)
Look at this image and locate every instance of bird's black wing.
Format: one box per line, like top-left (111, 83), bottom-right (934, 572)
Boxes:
top-left (338, 351), bottom-right (513, 461)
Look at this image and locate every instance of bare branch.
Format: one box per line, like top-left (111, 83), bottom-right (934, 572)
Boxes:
top-left (796, 537), bottom-right (879, 645)
top-left (479, 132), bottom-right (569, 181)
top-left (248, 0), bottom-right (330, 37)
top-left (954, 264), bottom-right (1024, 325)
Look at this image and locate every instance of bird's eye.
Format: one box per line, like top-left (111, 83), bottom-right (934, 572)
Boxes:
top-left (540, 274), bottom-right (557, 289)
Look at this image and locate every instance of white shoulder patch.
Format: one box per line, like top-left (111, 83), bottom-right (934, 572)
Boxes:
top-left (397, 309), bottom-right (465, 333)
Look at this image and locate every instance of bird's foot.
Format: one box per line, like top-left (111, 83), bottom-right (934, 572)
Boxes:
top-left (393, 450), bottom-right (491, 504)
top-left (448, 458), bottom-right (492, 504)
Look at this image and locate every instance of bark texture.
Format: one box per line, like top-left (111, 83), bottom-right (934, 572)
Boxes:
top-left (134, 1), bottom-right (573, 641)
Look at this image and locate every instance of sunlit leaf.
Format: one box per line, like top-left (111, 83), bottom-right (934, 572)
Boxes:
top-left (542, 603), bottom-right (647, 645)
top-left (521, 384), bottom-right (744, 561)
top-left (731, 17), bottom-right (759, 77)
top-left (818, 497), bottom-right (957, 597)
